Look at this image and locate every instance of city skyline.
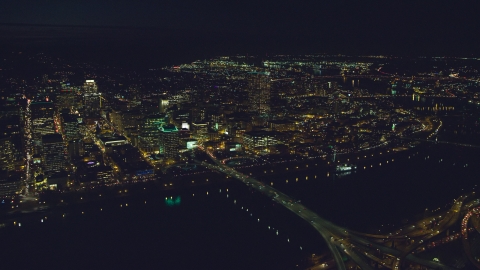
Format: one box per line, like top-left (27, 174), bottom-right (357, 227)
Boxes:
top-left (1, 50), bottom-right (480, 268)
top-left (2, 2), bottom-right (480, 267)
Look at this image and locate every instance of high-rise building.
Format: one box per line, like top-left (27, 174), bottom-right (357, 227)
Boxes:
top-left (83, 93), bottom-right (101, 115)
top-left (247, 72), bottom-right (271, 116)
top-left (61, 113), bottom-right (80, 141)
top-left (159, 99), bottom-right (169, 113)
top-left (31, 101), bottom-right (55, 155)
top-left (83, 80), bottom-right (101, 115)
top-left (159, 124), bottom-right (179, 159)
top-left (109, 110), bottom-right (143, 134)
top-left (42, 134), bottom-right (65, 175)
top-left (0, 104), bottom-right (22, 119)
top-left (138, 114), bottom-right (168, 154)
top-left (31, 101), bottom-right (55, 120)
top-left (0, 115), bottom-right (21, 171)
top-left (56, 88), bottom-right (77, 112)
top-left (67, 139), bottom-right (84, 162)
top-left (83, 80), bottom-right (98, 93)
top-left (143, 114), bottom-right (168, 129)
top-left (0, 171), bottom-right (20, 198)
top-left (191, 122), bottom-right (208, 140)
top-left (242, 130), bottom-right (284, 154)
top-left (0, 135), bottom-right (15, 172)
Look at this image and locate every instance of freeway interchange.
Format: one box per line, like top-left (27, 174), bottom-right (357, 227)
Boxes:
top-left (198, 150), bottom-right (460, 270)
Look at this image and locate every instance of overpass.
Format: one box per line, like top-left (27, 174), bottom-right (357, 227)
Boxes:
top-left (220, 156), bottom-right (259, 165)
top-left (198, 148), bottom-right (459, 269)
top-left (400, 137), bottom-right (480, 149)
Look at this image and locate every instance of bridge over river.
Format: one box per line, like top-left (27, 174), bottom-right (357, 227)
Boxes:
top-left (197, 148), bottom-right (466, 269)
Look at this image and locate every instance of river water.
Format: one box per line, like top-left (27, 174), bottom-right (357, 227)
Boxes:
top-left (0, 144), bottom-right (478, 269)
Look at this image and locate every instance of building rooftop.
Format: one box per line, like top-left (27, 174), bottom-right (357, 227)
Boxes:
top-left (244, 130), bottom-right (284, 137)
top-left (42, 133), bottom-right (63, 144)
top-left (98, 135), bottom-right (128, 144)
top-left (268, 119), bottom-right (295, 124)
top-left (61, 113), bottom-right (79, 123)
top-left (160, 124), bottom-right (178, 132)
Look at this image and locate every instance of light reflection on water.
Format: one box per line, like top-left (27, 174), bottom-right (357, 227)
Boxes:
top-left (0, 181), bottom-right (319, 269)
top-left (254, 145), bottom-right (479, 233)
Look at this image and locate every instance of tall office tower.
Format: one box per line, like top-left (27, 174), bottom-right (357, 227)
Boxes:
top-left (56, 88), bottom-right (77, 112)
top-left (60, 113), bottom-right (80, 141)
top-left (31, 101), bottom-right (55, 155)
top-left (0, 170), bottom-right (20, 199)
top-left (210, 112), bottom-right (223, 130)
top-left (138, 114), bottom-right (168, 154)
top-left (0, 104), bottom-right (22, 119)
top-left (67, 139), bottom-right (84, 162)
top-left (143, 114), bottom-right (168, 129)
top-left (159, 99), bottom-right (169, 113)
top-left (0, 135), bottom-right (15, 172)
top-left (83, 80), bottom-right (98, 93)
top-left (31, 101), bottom-right (55, 120)
top-left (83, 80), bottom-right (101, 115)
top-left (159, 124), bottom-right (179, 159)
top-left (247, 72), bottom-right (271, 116)
top-left (42, 134), bottom-right (65, 175)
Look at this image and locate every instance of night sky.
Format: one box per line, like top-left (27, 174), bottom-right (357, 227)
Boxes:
top-left (1, 0), bottom-right (479, 57)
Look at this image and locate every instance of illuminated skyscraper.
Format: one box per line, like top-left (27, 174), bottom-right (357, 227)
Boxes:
top-left (247, 72), bottom-right (271, 116)
top-left (31, 101), bottom-right (55, 155)
top-left (159, 124), bottom-right (179, 159)
top-left (42, 134), bottom-right (65, 175)
top-left (67, 139), bottom-right (84, 162)
top-left (83, 80), bottom-right (98, 93)
top-left (159, 99), bottom-right (169, 113)
top-left (57, 88), bottom-right (77, 112)
top-left (31, 101), bottom-right (55, 120)
top-left (138, 114), bottom-right (168, 154)
top-left (0, 170), bottom-right (20, 198)
top-left (83, 80), bottom-right (100, 115)
top-left (61, 113), bottom-right (80, 141)
top-left (0, 135), bottom-right (15, 172)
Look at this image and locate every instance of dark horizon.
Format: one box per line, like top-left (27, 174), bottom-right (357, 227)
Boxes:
top-left (2, 1), bottom-right (480, 61)
top-left (1, 13), bottom-right (479, 65)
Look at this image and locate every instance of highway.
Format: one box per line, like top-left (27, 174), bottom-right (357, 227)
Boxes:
top-left (271, 74), bottom-right (465, 82)
top-left (401, 137), bottom-right (480, 149)
top-left (351, 194), bottom-right (473, 241)
top-left (200, 160), bottom-right (348, 270)
top-left (461, 207), bottom-right (480, 268)
top-left (198, 149), bottom-right (458, 270)
top-left (392, 194), bottom-right (465, 269)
